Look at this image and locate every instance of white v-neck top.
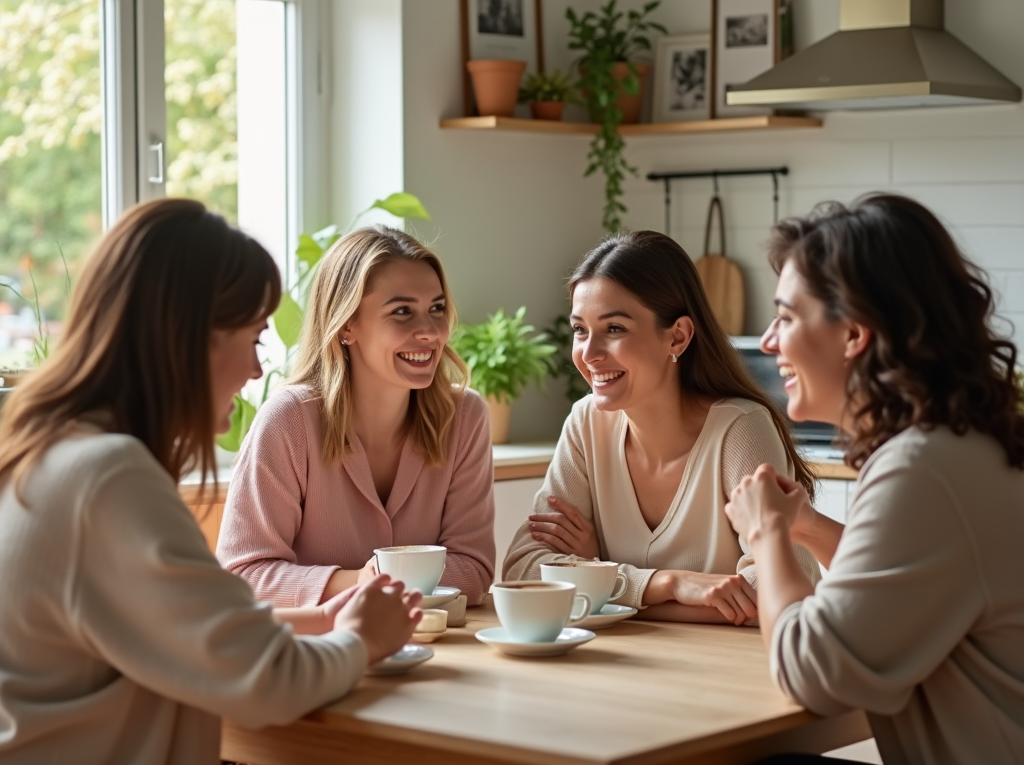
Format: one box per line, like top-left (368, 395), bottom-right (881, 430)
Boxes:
top-left (503, 395), bottom-right (820, 606)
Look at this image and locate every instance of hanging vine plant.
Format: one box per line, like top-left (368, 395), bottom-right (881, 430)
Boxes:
top-left (567, 0), bottom-right (665, 233)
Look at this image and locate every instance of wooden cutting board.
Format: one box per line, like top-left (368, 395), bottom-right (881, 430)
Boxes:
top-left (695, 195), bottom-right (745, 335)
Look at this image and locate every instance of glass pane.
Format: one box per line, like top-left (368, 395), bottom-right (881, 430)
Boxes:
top-left (164, 0), bottom-right (289, 269)
top-left (0, 0), bottom-right (102, 369)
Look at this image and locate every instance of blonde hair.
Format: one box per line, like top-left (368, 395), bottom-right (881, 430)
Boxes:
top-left (0, 198), bottom-right (281, 499)
top-left (288, 225), bottom-right (468, 467)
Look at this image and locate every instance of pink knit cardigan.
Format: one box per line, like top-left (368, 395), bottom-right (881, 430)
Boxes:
top-left (216, 385), bottom-right (496, 607)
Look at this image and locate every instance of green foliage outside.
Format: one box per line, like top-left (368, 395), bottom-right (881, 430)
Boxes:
top-left (567, 0), bottom-right (665, 233)
top-left (0, 0), bottom-right (238, 367)
top-left (217, 192), bottom-right (433, 451)
top-left (451, 307), bottom-right (557, 403)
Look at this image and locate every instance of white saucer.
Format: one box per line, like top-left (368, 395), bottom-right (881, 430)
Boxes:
top-left (367, 644), bottom-right (434, 676)
top-left (419, 586), bottom-right (460, 608)
top-left (577, 604), bottom-right (638, 630)
top-left (475, 627), bottom-right (595, 657)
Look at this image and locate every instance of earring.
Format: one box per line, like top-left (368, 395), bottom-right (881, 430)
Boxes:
top-left (670, 353), bottom-right (679, 363)
top-left (341, 339), bottom-right (350, 346)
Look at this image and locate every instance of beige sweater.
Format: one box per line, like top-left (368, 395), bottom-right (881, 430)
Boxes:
top-left (0, 428), bottom-right (368, 765)
top-left (772, 426), bottom-right (1024, 765)
top-left (503, 396), bottom-right (820, 607)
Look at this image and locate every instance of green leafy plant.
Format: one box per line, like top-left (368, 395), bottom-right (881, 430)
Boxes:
top-left (518, 70), bottom-right (580, 104)
top-left (567, 0), bottom-right (665, 232)
top-left (0, 245), bottom-right (72, 367)
top-left (217, 192), bottom-right (431, 451)
top-left (544, 314), bottom-right (591, 403)
top-left (451, 307), bottom-right (557, 403)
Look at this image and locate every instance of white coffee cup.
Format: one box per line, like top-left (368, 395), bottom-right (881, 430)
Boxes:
top-left (491, 581), bottom-right (591, 643)
top-left (373, 545), bottom-right (446, 595)
top-left (540, 561), bottom-right (628, 614)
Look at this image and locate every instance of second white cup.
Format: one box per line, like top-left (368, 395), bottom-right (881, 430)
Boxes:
top-left (373, 545), bottom-right (446, 595)
top-left (492, 581), bottom-right (591, 643)
top-left (540, 560), bottom-right (628, 614)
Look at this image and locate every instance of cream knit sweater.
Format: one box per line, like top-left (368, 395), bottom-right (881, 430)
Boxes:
top-left (503, 396), bottom-right (820, 606)
top-left (0, 427), bottom-right (367, 765)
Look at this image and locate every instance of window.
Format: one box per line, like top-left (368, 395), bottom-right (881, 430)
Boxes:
top-left (0, 0), bottom-right (326, 368)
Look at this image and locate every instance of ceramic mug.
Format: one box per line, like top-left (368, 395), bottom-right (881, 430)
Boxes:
top-left (491, 581), bottom-right (591, 643)
top-left (540, 561), bottom-right (628, 614)
top-left (373, 545), bottom-right (446, 595)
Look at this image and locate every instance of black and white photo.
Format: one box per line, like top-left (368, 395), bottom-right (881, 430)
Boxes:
top-left (712, 0), bottom-right (779, 118)
top-left (725, 13), bottom-right (769, 48)
top-left (477, 0), bottom-right (524, 37)
top-left (653, 34), bottom-right (711, 123)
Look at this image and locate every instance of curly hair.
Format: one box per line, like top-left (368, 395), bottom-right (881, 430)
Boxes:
top-left (768, 193), bottom-right (1024, 469)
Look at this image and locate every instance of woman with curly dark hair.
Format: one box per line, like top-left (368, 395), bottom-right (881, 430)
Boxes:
top-left (726, 193), bottom-right (1024, 764)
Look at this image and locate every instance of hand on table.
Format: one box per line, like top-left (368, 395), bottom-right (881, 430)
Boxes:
top-left (528, 497), bottom-right (600, 559)
top-left (652, 570), bottom-right (758, 626)
top-left (725, 463), bottom-right (813, 543)
top-left (332, 574), bottom-right (423, 665)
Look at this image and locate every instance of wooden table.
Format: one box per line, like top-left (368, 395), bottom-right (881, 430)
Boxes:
top-left (222, 605), bottom-right (869, 765)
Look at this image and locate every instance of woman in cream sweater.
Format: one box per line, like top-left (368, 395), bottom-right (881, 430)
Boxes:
top-left (726, 194), bottom-right (1024, 764)
top-left (0, 199), bottom-right (422, 765)
top-left (503, 230), bottom-right (819, 624)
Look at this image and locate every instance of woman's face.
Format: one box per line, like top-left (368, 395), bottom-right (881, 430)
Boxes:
top-left (345, 260), bottom-right (450, 392)
top-left (570, 277), bottom-right (686, 413)
top-left (761, 261), bottom-right (851, 427)
top-left (209, 320), bottom-right (266, 434)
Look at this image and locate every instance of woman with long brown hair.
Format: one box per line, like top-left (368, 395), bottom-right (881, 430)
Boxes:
top-left (217, 226), bottom-right (495, 608)
top-left (726, 194), bottom-right (1024, 763)
top-left (503, 230), bottom-right (819, 625)
top-left (0, 199), bottom-right (422, 765)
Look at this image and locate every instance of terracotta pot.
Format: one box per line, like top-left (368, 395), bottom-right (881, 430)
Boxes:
top-left (530, 101), bottom-right (565, 121)
top-left (611, 61), bottom-right (650, 124)
top-left (485, 394), bottom-right (512, 445)
top-left (583, 61), bottom-right (651, 125)
top-left (466, 59), bottom-right (526, 118)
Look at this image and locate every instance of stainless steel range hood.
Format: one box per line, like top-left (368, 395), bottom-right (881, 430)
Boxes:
top-left (726, 0), bottom-right (1021, 110)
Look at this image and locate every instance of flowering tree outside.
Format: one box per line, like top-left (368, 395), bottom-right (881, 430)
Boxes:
top-left (0, 0), bottom-right (238, 367)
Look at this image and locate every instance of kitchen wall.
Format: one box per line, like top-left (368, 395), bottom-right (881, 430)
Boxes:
top-left (331, 0), bottom-right (1024, 442)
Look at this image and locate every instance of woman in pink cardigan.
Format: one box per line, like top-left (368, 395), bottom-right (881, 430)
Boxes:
top-left (217, 226), bottom-right (496, 607)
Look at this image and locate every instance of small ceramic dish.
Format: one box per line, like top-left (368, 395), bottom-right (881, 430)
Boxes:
top-left (367, 644), bottom-right (434, 676)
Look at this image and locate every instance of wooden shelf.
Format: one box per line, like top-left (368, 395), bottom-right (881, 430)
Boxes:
top-left (439, 114), bottom-right (822, 136)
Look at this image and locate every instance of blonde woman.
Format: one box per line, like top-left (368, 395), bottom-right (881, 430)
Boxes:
top-left (218, 226), bottom-right (495, 606)
top-left (0, 200), bottom-right (422, 765)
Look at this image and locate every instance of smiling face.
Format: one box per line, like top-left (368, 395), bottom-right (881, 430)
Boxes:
top-left (209, 319), bottom-right (266, 433)
top-left (344, 259), bottom-right (450, 392)
top-left (761, 261), bottom-right (853, 427)
top-left (570, 277), bottom-right (690, 413)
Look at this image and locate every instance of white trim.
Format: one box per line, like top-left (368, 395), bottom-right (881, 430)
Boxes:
top-left (134, 0), bottom-right (167, 203)
top-left (100, 0), bottom-right (137, 227)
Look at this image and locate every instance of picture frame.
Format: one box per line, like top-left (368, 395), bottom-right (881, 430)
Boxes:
top-left (711, 0), bottom-right (780, 119)
top-left (652, 34), bottom-right (712, 123)
top-left (460, 0), bottom-right (545, 117)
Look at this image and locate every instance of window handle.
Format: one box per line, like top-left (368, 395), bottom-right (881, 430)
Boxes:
top-left (148, 141), bottom-right (164, 184)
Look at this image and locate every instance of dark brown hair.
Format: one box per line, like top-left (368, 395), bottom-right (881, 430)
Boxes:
top-left (768, 193), bottom-right (1024, 469)
top-left (0, 198), bottom-right (282, 497)
top-left (570, 230), bottom-right (816, 498)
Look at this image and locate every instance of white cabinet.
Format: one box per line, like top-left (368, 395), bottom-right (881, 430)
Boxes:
top-left (815, 478), bottom-right (855, 524)
top-left (493, 477), bottom-right (543, 570)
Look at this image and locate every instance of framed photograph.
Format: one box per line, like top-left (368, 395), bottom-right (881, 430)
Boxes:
top-left (652, 34), bottom-right (711, 123)
top-left (711, 0), bottom-right (780, 119)
top-left (461, 0), bottom-right (544, 117)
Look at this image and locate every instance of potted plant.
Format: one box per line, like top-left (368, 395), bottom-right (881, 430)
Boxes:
top-left (451, 307), bottom-right (556, 444)
top-left (518, 70), bottom-right (579, 121)
top-left (567, 0), bottom-right (666, 232)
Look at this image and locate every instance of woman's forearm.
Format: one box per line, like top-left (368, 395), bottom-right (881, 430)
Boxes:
top-left (319, 569), bottom-right (362, 603)
top-left (272, 606), bottom-right (325, 635)
top-left (749, 523), bottom-right (815, 648)
top-left (793, 511), bottom-right (845, 570)
top-left (640, 602), bottom-right (735, 624)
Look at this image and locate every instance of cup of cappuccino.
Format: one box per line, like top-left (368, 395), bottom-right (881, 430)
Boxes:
top-left (491, 581), bottom-right (591, 643)
top-left (540, 560), bottom-right (628, 614)
top-left (373, 545), bottom-right (446, 594)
